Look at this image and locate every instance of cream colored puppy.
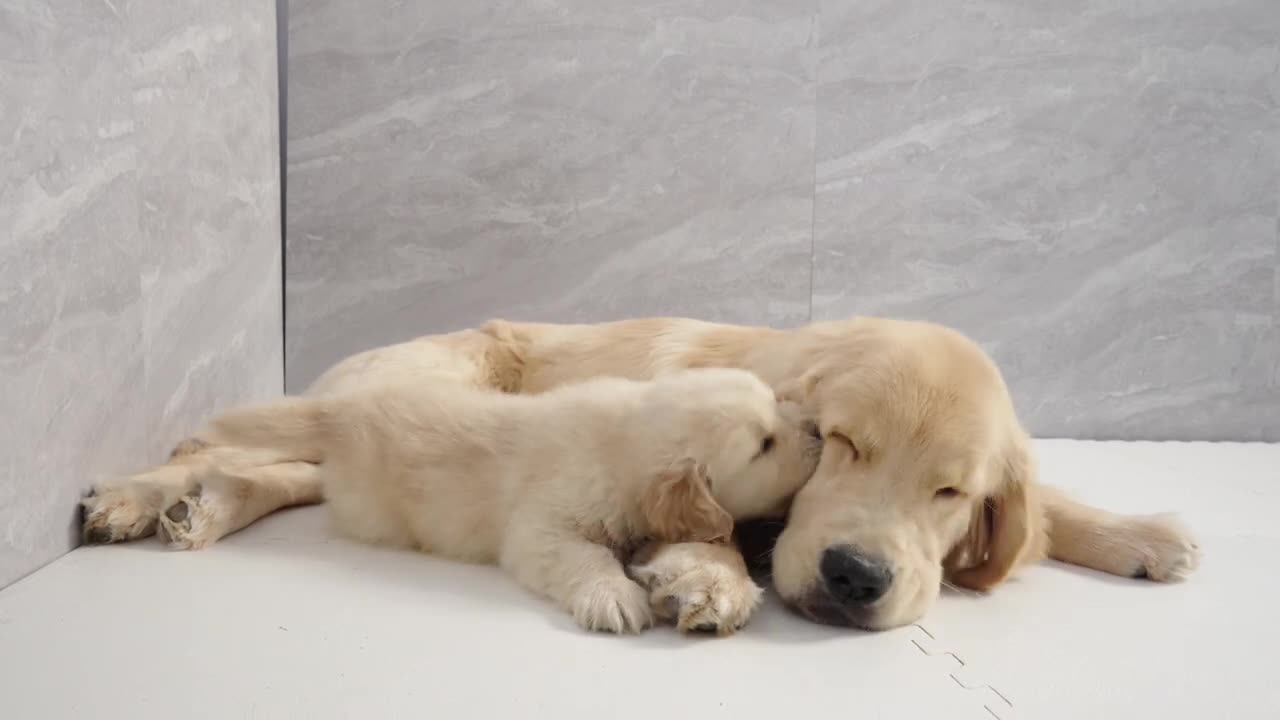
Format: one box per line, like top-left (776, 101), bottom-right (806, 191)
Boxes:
top-left (185, 368), bottom-right (820, 634)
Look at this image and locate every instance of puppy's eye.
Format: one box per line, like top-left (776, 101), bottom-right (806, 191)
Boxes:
top-left (829, 432), bottom-right (860, 460)
top-left (934, 487), bottom-right (963, 500)
top-left (759, 435), bottom-right (775, 454)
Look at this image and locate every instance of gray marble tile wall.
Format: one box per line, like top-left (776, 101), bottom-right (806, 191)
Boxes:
top-left (811, 0), bottom-right (1280, 441)
top-left (286, 0), bottom-right (1279, 440)
top-left (0, 0), bottom-right (282, 588)
top-left (285, 0), bottom-right (817, 385)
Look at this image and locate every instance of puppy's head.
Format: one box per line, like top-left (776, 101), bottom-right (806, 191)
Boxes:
top-left (642, 369), bottom-right (822, 523)
top-left (770, 319), bottom-right (1048, 630)
top-left (715, 397), bottom-right (824, 520)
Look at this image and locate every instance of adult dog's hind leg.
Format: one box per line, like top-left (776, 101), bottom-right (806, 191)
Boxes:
top-left (81, 460), bottom-right (199, 544)
top-left (158, 460), bottom-right (323, 550)
top-left (84, 443), bottom-right (324, 549)
top-left (1041, 485), bottom-right (1201, 582)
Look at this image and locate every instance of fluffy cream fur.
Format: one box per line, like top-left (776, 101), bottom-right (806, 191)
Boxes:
top-left (186, 369), bottom-right (819, 633)
top-left (83, 315), bottom-right (1200, 634)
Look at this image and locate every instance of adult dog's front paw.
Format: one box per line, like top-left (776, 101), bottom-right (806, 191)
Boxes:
top-left (630, 542), bottom-right (763, 636)
top-left (1126, 513), bottom-right (1201, 582)
top-left (570, 576), bottom-right (654, 634)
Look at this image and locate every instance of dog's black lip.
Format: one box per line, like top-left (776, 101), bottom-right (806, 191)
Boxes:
top-left (797, 600), bottom-right (853, 627)
top-left (787, 589), bottom-right (877, 631)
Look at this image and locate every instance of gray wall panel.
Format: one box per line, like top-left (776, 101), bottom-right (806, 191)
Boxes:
top-left (285, 0), bottom-right (818, 389)
top-left (0, 0), bottom-right (282, 587)
top-left (287, 0), bottom-right (1278, 439)
top-left (811, 0), bottom-right (1280, 440)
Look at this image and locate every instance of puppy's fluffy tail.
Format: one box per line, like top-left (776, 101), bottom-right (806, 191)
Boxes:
top-left (202, 397), bottom-right (332, 464)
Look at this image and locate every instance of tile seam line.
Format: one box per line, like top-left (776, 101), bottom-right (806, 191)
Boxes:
top-left (910, 623), bottom-right (1017, 719)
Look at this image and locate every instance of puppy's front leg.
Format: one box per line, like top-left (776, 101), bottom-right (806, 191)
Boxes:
top-left (628, 541), bottom-right (763, 636)
top-left (500, 531), bottom-right (653, 634)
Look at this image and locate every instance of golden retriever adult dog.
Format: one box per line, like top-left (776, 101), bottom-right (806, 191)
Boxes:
top-left (173, 370), bottom-right (820, 633)
top-left (83, 316), bottom-right (1201, 633)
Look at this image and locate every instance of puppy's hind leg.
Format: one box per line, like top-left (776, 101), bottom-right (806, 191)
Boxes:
top-left (500, 528), bottom-right (653, 634)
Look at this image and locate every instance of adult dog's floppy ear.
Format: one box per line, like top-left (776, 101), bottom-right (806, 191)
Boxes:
top-left (944, 431), bottom-right (1049, 591)
top-left (642, 459), bottom-right (734, 544)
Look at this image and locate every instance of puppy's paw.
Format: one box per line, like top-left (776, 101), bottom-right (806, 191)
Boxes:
top-left (1126, 513), bottom-right (1201, 582)
top-left (570, 576), bottom-right (654, 634)
top-left (630, 544), bottom-right (763, 636)
top-left (648, 565), bottom-right (763, 636)
top-left (81, 485), bottom-right (162, 544)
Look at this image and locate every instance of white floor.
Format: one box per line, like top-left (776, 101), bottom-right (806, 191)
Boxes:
top-left (1, 440), bottom-right (1276, 719)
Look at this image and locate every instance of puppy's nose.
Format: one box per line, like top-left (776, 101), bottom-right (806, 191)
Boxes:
top-left (820, 545), bottom-right (893, 606)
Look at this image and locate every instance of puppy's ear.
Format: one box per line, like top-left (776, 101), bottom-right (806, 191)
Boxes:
top-left (944, 431), bottom-right (1049, 591)
top-left (642, 459), bottom-right (734, 545)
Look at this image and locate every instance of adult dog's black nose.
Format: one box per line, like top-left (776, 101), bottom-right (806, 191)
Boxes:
top-left (820, 545), bottom-right (893, 606)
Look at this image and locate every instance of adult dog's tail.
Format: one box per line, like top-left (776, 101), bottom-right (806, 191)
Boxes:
top-left (202, 397), bottom-right (332, 464)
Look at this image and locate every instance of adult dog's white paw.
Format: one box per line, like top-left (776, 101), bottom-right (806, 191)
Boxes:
top-left (81, 484), bottom-right (161, 544)
top-left (156, 474), bottom-right (239, 551)
top-left (1127, 513), bottom-right (1201, 582)
top-left (570, 576), bottom-right (654, 634)
top-left (82, 442), bottom-right (210, 545)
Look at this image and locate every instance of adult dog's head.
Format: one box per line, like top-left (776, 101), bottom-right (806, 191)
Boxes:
top-left (770, 318), bottom-right (1048, 630)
